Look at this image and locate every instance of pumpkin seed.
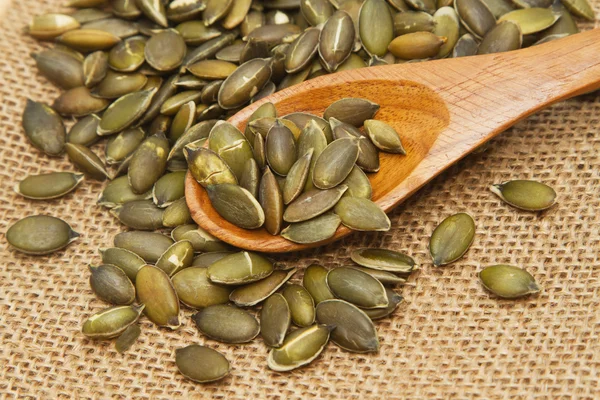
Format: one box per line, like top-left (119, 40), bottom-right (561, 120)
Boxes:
top-left (452, 33), bottom-right (479, 57)
top-left (71, 8), bottom-right (112, 24)
top-left (479, 265), bottom-right (541, 298)
top-left (7, 215), bottom-right (79, 255)
top-left (281, 212), bottom-right (342, 244)
top-left (393, 11), bottom-right (435, 35)
top-left (185, 147), bottom-right (238, 187)
top-left (334, 197), bottom-right (391, 231)
top-left (246, 23), bottom-right (302, 46)
top-left (405, 0), bottom-right (437, 13)
top-left (283, 149), bottom-right (313, 204)
top-left (160, 91), bottom-right (203, 115)
top-left (265, 120), bottom-right (298, 176)
top-left (99, 247), bottom-right (145, 282)
top-left (480, 0), bottom-right (515, 18)
top-left (167, 0), bottom-right (206, 23)
top-left (192, 251), bottom-right (235, 267)
top-left (208, 121), bottom-right (254, 180)
top-left (172, 267), bottom-right (232, 308)
top-left (53, 87), bottom-right (110, 117)
top-left (284, 27), bottom-right (320, 74)
top-left (363, 288), bottom-right (404, 320)
top-left (359, 0), bottom-right (394, 57)
top-left (67, 114), bottom-right (100, 146)
top-left (388, 31), bottom-right (447, 59)
top-left (260, 293), bottom-right (291, 347)
top-left (115, 324), bottom-right (141, 353)
top-left (65, 143), bottom-right (110, 180)
top-left (151, 171), bottom-right (185, 208)
top-left (187, 60), bottom-right (238, 80)
top-left (363, 119), bottom-right (406, 154)
top-left (490, 180), bottom-right (557, 211)
top-left (207, 251), bottom-right (273, 285)
top-left (454, 0), bottom-right (496, 38)
top-left (97, 175), bottom-right (151, 208)
top-left (218, 58), bottom-right (272, 110)
top-left (105, 128), bottom-right (145, 164)
top-left (136, 74), bottom-right (179, 126)
top-left (327, 267), bottom-right (389, 308)
top-left (206, 184), bottom-right (265, 229)
top-left (111, 199), bottom-right (163, 230)
top-left (31, 49), bottom-right (84, 89)
top-left (91, 70), bottom-right (148, 99)
top-left (341, 166), bottom-right (372, 199)
top-left (82, 18), bottom-right (139, 39)
top-left (163, 197), bottom-right (193, 227)
top-left (22, 99), bottom-right (66, 156)
top-left (352, 266), bottom-right (407, 286)
top-left (98, 89), bottom-right (156, 135)
top-left (82, 304), bottom-right (144, 339)
top-left (176, 21), bottom-right (222, 46)
top-left (319, 11), bottom-right (355, 72)
top-left (259, 168), bottom-right (285, 235)
top-left (432, 7), bottom-right (460, 58)
top-left (268, 324), bottom-right (331, 371)
top-left (89, 264), bottom-right (136, 305)
top-left (154, 240), bottom-right (194, 277)
top-left (169, 120), bottom-right (217, 160)
top-left (184, 32), bottom-right (237, 66)
top-left (112, 0), bottom-right (142, 19)
top-left (301, 0), bottom-right (334, 25)
top-left (137, 0), bottom-right (168, 27)
top-left (15, 172), bottom-right (84, 200)
top-left (114, 231), bottom-right (174, 263)
top-left (351, 248), bottom-right (416, 273)
top-left (313, 137), bottom-right (359, 189)
top-left (28, 13), bottom-right (80, 40)
top-left (283, 284), bottom-right (315, 327)
top-left (284, 112), bottom-right (333, 143)
top-left (240, 158), bottom-right (261, 198)
top-left (136, 265), bottom-right (180, 328)
top-left (498, 8), bottom-right (559, 35)
top-left (222, 0), bottom-right (253, 29)
top-left (315, 299), bottom-right (379, 353)
top-left (324, 98), bottom-right (380, 128)
top-left (253, 129), bottom-right (267, 169)
top-left (429, 212), bottom-right (476, 266)
top-left (200, 80), bottom-right (223, 104)
top-left (57, 29), bottom-right (121, 52)
top-left (230, 268), bottom-right (297, 307)
top-left (144, 29), bottom-right (186, 72)
top-left (477, 21), bottom-right (522, 54)
top-left (241, 10), bottom-right (266, 39)
top-left (284, 186), bottom-right (348, 223)
top-left (168, 101), bottom-right (195, 142)
top-left (302, 264), bottom-right (335, 304)
top-left (388, 0), bottom-right (411, 10)
top-left (128, 133), bottom-right (169, 194)
top-left (296, 119), bottom-right (328, 191)
top-left (193, 304), bottom-right (260, 343)
top-left (176, 345), bottom-right (230, 383)
top-left (560, 0), bottom-right (594, 20)
top-left (542, 1), bottom-right (578, 37)
top-left (203, 0), bottom-right (234, 26)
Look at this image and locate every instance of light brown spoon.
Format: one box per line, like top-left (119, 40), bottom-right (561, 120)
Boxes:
top-left (186, 29), bottom-right (600, 253)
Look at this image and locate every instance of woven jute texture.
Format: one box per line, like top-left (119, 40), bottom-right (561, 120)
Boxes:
top-left (1, 2), bottom-right (600, 399)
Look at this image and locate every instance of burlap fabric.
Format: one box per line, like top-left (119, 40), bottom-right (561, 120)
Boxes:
top-left (1, 1), bottom-right (600, 399)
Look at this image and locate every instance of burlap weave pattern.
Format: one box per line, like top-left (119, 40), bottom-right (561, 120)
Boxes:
top-left (1, 1), bottom-right (600, 398)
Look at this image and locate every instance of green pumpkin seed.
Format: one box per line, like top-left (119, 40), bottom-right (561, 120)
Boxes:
top-left (324, 98), bottom-right (380, 128)
top-left (359, 0), bottom-right (394, 57)
top-left (284, 27), bottom-right (320, 73)
top-left (82, 304), bottom-right (144, 339)
top-left (302, 264), bottom-right (335, 304)
top-left (351, 248), bottom-right (416, 273)
top-left (313, 137), bottom-right (359, 189)
top-left (429, 212), bottom-right (476, 266)
top-left (316, 299), bottom-right (379, 353)
top-left (99, 247), bottom-right (145, 282)
top-left (301, 0), bottom-right (334, 25)
top-left (145, 29), bottom-right (187, 71)
top-left (7, 215), bottom-right (79, 255)
top-left (207, 251), bottom-right (273, 285)
top-left (185, 147), bottom-right (238, 187)
top-left (331, 118), bottom-right (380, 172)
top-left (253, 129), bottom-right (267, 169)
top-left (260, 293), bottom-right (291, 347)
top-left (192, 251), bottom-right (234, 267)
top-left (559, 0), bottom-right (594, 19)
top-left (363, 119), bottom-right (406, 154)
top-left (542, 2), bottom-right (578, 37)
top-left (206, 183), bottom-right (266, 229)
top-left (67, 114), bottom-right (100, 146)
top-left (98, 89), bottom-right (157, 135)
top-left (187, 60), bottom-right (238, 80)
top-left (283, 284), bottom-right (315, 327)
top-left (193, 304), bottom-right (260, 343)
top-left (82, 18), bottom-right (139, 39)
top-left (163, 197), bottom-right (193, 227)
top-left (169, 120), bottom-right (217, 160)
top-left (155, 240), bottom-right (194, 277)
top-left (393, 11), bottom-right (435, 35)
top-left (283, 149), bottom-right (313, 204)
top-left (388, 31), bottom-right (447, 59)
top-left (245, 102), bottom-right (277, 143)
top-left (477, 21), bottom-right (522, 54)
top-left (22, 99), bottom-right (66, 156)
top-left (336, 53), bottom-right (367, 72)
top-left (479, 265), bottom-right (541, 298)
top-left (172, 267), bottom-right (232, 308)
top-left (268, 324), bottom-right (331, 371)
top-left (89, 264), bottom-right (136, 305)
top-left (184, 32), bottom-right (237, 66)
top-left (176, 21), bottom-right (222, 45)
top-left (57, 29), bottom-right (121, 52)
top-left (105, 128), bottom-right (145, 164)
top-left (152, 171), bottom-right (185, 208)
top-left (284, 112), bottom-right (333, 143)
top-left (203, 0), bottom-right (234, 25)
top-left (53, 87), bottom-right (110, 117)
top-left (31, 49), bottom-right (84, 89)
top-left (218, 58), bottom-right (272, 109)
top-left (296, 119), bottom-right (328, 191)
top-left (327, 267), bottom-right (389, 308)
top-left (65, 143), bottom-right (110, 180)
top-left (167, 0), bottom-right (206, 22)
top-left (197, 103), bottom-right (225, 121)
top-left (490, 180), bottom-right (557, 211)
top-left (249, 117), bottom-right (302, 140)
top-left (480, 0), bottom-right (515, 18)
top-left (169, 101), bottom-right (195, 142)
top-left (222, 0), bottom-right (253, 30)
top-left (136, 265), bottom-right (180, 328)
top-left (498, 8), bottom-right (559, 35)
top-left (91, 70), bottom-right (148, 99)
top-left (334, 197), bottom-right (390, 231)
top-left (208, 121), bottom-right (254, 180)
top-left (319, 11), bottom-right (355, 72)
top-left (240, 158), bottom-right (261, 198)
top-left (363, 288), bottom-right (403, 320)
top-left (15, 172), bottom-right (84, 200)
top-left (454, 0), bottom-right (496, 38)
top-left (284, 186), bottom-right (348, 223)
top-left (28, 13), bottom-right (80, 40)
top-left (246, 23), bottom-right (302, 47)
top-left (281, 212), bottom-right (342, 244)
top-left (112, 0), bottom-right (142, 19)
top-left (341, 166), bottom-right (372, 199)
top-left (277, 64), bottom-right (311, 90)
top-left (128, 133), bottom-right (169, 194)
top-left (351, 266), bottom-right (407, 286)
top-left (97, 175), bottom-right (151, 208)
top-left (230, 268), bottom-right (297, 307)
top-left (114, 231), bottom-right (174, 263)
top-left (200, 80), bottom-right (223, 104)
top-left (241, 10), bottom-right (266, 39)
top-left (137, 0), bottom-right (168, 27)
top-left (176, 345), bottom-right (231, 383)
top-left (432, 7), bottom-right (460, 58)
top-left (71, 8), bottom-right (112, 24)
top-left (137, 74), bottom-right (179, 126)
top-left (115, 324), bottom-right (141, 353)
top-left (259, 167), bottom-right (285, 235)
top-left (405, 0), bottom-right (437, 13)
top-left (160, 90), bottom-right (203, 115)
top-left (452, 33), bottom-right (479, 57)
top-left (111, 200), bottom-right (164, 230)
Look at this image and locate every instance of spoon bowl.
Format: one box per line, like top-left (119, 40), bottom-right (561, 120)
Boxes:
top-left (186, 29), bottom-right (600, 253)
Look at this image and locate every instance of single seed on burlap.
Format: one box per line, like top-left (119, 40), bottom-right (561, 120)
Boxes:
top-left (22, 99), bottom-right (66, 156)
top-left (136, 265), bottom-right (181, 328)
top-left (176, 345), bottom-right (231, 383)
top-left (81, 304), bottom-right (144, 339)
top-left (192, 304), bottom-right (260, 343)
top-left (7, 215), bottom-right (79, 255)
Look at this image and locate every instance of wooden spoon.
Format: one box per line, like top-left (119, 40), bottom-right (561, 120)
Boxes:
top-left (186, 29), bottom-right (600, 253)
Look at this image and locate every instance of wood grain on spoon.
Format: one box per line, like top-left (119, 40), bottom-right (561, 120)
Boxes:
top-left (186, 29), bottom-right (600, 253)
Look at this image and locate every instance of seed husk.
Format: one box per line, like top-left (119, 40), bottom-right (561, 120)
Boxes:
top-left (208, 121), bottom-right (254, 181)
top-left (313, 137), bottom-right (359, 189)
top-left (31, 49), bottom-right (84, 89)
top-left (128, 133), bottom-right (169, 194)
top-left (207, 251), bottom-right (274, 285)
top-left (82, 304), bottom-right (144, 340)
top-left (155, 240), bottom-right (194, 277)
top-left (53, 87), bottom-right (110, 117)
top-left (162, 197), bottom-right (193, 227)
top-left (230, 268), bottom-right (297, 307)
top-left (490, 180), bottom-right (557, 211)
top-left (7, 215), bottom-right (80, 255)
top-left (479, 264), bottom-right (541, 298)
top-left (429, 212), bottom-right (476, 266)
top-left (172, 267), bottom-right (232, 309)
top-left (268, 324), bottom-right (331, 371)
top-left (283, 149), bottom-right (313, 204)
top-left (115, 324), bottom-right (141, 354)
top-left (98, 89), bottom-right (156, 135)
top-left (99, 247), bottom-right (145, 282)
top-left (557, 0), bottom-right (593, 21)
top-left (218, 58), bottom-right (272, 110)
top-left (327, 267), bottom-right (389, 309)
top-left (363, 119), bottom-right (406, 154)
top-left (22, 99), bottom-right (66, 156)
top-left (137, 0), bottom-right (168, 27)
top-left (193, 304), bottom-right (260, 343)
top-left (283, 284), bottom-right (315, 327)
top-left (393, 11), bottom-right (435, 36)
top-left (452, 33), bottom-right (480, 57)
top-left (359, 0), bottom-right (394, 57)
top-left (169, 120), bottom-right (217, 160)
top-left (302, 264), bottom-right (335, 305)
top-left (57, 29), bottom-right (121, 52)
top-left (28, 13), bottom-right (81, 40)
top-left (341, 166), bottom-right (372, 199)
top-left (152, 171), bottom-right (186, 208)
top-left (324, 98), bottom-right (380, 128)
top-left (89, 264), bottom-right (136, 305)
top-left (16, 172), bottom-right (84, 200)
top-left (91, 70), bottom-right (148, 99)
top-left (284, 185), bottom-right (348, 223)
top-left (334, 197), bottom-right (390, 231)
top-left (136, 265), bottom-right (180, 328)
top-left (65, 143), bottom-right (110, 180)
top-left (176, 345), bottom-right (231, 383)
top-left (363, 288), bottom-right (404, 320)
top-left (498, 8), bottom-right (559, 35)
top-left (114, 231), bottom-right (174, 263)
top-left (259, 167), bottom-right (285, 235)
top-left (454, 0), bottom-right (497, 38)
top-left (477, 20), bottom-right (522, 54)
top-left (67, 114), bottom-right (100, 146)
top-left (316, 299), bottom-right (379, 353)
top-left (319, 11), bottom-right (355, 72)
top-left (105, 128), bottom-right (146, 164)
top-left (432, 7), bottom-right (461, 58)
top-left (351, 248), bottom-right (416, 273)
top-left (240, 158), bottom-right (261, 199)
top-left (111, 200), bottom-right (164, 230)
top-left (192, 251), bottom-right (235, 267)
top-left (261, 293), bottom-right (291, 348)
top-left (206, 184), bottom-right (265, 229)
top-left (97, 175), bottom-right (151, 208)
top-left (285, 27), bottom-right (320, 74)
top-left (388, 32), bottom-right (447, 60)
